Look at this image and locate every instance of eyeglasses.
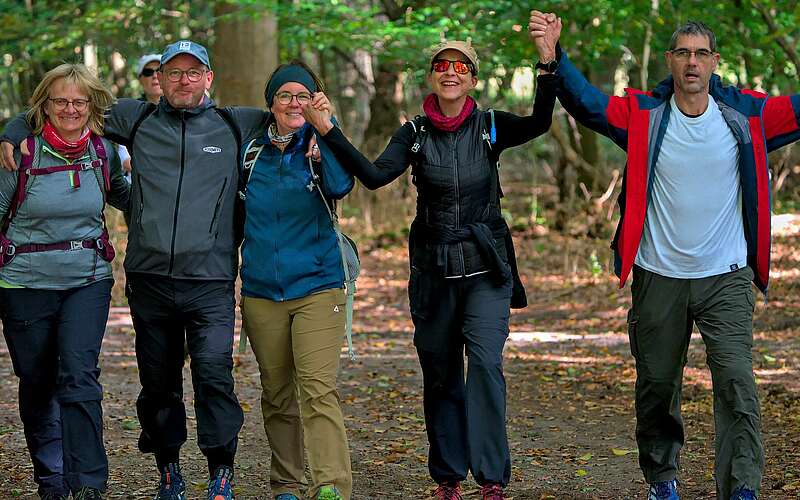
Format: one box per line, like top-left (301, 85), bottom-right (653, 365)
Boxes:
top-left (140, 68), bottom-right (158, 77)
top-left (670, 48), bottom-right (714, 61)
top-left (162, 68), bottom-right (206, 82)
top-left (274, 91), bottom-right (312, 105)
top-left (48, 98), bottom-right (90, 111)
top-left (431, 59), bottom-right (475, 75)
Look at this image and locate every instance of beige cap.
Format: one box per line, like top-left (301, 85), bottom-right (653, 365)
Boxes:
top-left (430, 40), bottom-right (479, 73)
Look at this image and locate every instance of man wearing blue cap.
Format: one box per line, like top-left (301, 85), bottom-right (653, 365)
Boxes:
top-left (109, 40), bottom-right (265, 500)
top-left (0, 39), bottom-right (268, 500)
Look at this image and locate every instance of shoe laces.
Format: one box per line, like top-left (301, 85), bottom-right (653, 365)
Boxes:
top-left (158, 463), bottom-right (185, 497)
top-left (433, 483), bottom-right (463, 500)
top-left (648, 480), bottom-right (677, 500)
top-left (731, 486), bottom-right (757, 500)
top-left (208, 466), bottom-right (234, 500)
top-left (480, 484), bottom-right (505, 500)
top-left (73, 487), bottom-right (102, 500)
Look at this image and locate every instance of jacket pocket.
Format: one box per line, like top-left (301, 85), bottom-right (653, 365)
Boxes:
top-left (627, 309), bottom-right (639, 359)
top-left (408, 266), bottom-right (429, 320)
top-left (209, 177), bottom-right (228, 236)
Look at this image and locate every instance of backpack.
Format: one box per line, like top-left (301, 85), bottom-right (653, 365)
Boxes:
top-left (0, 134), bottom-right (116, 272)
top-left (236, 138), bottom-right (360, 361)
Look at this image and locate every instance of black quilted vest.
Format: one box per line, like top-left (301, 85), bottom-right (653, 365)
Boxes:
top-left (409, 108), bottom-right (508, 276)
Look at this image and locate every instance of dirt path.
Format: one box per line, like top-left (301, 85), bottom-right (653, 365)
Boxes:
top-left (1, 234), bottom-right (798, 499)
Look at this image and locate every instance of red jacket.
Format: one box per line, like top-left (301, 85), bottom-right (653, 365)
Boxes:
top-left (556, 49), bottom-right (800, 293)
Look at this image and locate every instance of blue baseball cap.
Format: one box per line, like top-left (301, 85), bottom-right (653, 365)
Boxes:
top-left (160, 40), bottom-right (211, 68)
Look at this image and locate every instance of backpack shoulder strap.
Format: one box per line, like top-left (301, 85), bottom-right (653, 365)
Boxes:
top-left (128, 102), bottom-right (157, 147)
top-left (238, 138), bottom-right (263, 200)
top-left (3, 135), bottom-right (37, 231)
top-left (89, 135), bottom-right (111, 195)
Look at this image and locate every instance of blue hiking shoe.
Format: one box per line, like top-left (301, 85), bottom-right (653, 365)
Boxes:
top-left (154, 463), bottom-right (186, 500)
top-left (207, 466), bottom-right (235, 500)
top-left (730, 486), bottom-right (757, 500)
top-left (317, 485), bottom-right (344, 500)
top-left (275, 494), bottom-right (300, 500)
top-left (648, 479), bottom-right (679, 500)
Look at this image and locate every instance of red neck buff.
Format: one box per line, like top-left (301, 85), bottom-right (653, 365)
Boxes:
top-left (422, 93), bottom-right (476, 132)
top-left (42, 120), bottom-right (91, 159)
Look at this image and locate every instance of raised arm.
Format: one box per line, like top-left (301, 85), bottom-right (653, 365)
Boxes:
top-left (491, 74), bottom-right (558, 152)
top-left (529, 10), bottom-right (630, 150)
top-left (762, 94), bottom-right (800, 152)
top-left (302, 95), bottom-right (411, 189)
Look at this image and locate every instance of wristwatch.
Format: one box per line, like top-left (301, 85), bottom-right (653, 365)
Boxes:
top-left (535, 58), bottom-right (559, 73)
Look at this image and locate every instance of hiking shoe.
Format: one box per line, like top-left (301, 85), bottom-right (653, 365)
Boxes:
top-left (207, 466), bottom-right (235, 500)
top-left (648, 479), bottom-right (679, 500)
top-left (275, 494), bottom-right (300, 500)
top-left (480, 484), bottom-right (505, 500)
top-left (155, 463), bottom-right (186, 500)
top-left (40, 493), bottom-right (68, 500)
top-left (432, 482), bottom-right (463, 500)
top-left (73, 487), bottom-right (103, 500)
top-left (730, 486), bottom-right (757, 500)
top-left (317, 485), bottom-right (343, 500)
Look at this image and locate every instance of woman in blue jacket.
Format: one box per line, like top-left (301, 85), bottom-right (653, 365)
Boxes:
top-left (239, 61), bottom-right (354, 500)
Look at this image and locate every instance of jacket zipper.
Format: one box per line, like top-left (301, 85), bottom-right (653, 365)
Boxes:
top-left (275, 149), bottom-right (285, 300)
top-left (168, 113), bottom-right (187, 275)
top-left (451, 133), bottom-right (465, 275)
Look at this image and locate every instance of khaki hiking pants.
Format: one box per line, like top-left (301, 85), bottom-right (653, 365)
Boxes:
top-left (242, 288), bottom-right (352, 499)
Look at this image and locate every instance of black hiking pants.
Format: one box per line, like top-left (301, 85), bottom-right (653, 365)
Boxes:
top-left (410, 270), bottom-right (512, 487)
top-left (0, 279), bottom-right (112, 496)
top-left (126, 273), bottom-right (243, 474)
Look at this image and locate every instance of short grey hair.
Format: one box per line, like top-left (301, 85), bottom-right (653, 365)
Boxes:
top-left (669, 21), bottom-right (716, 52)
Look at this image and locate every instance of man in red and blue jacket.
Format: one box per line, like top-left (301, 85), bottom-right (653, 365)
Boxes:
top-left (531, 12), bottom-right (800, 500)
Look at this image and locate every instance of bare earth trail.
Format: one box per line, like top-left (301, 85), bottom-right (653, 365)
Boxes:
top-left (1, 228), bottom-right (799, 499)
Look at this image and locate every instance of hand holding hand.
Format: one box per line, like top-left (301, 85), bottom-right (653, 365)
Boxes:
top-left (302, 92), bottom-right (334, 136)
top-left (529, 10), bottom-right (562, 62)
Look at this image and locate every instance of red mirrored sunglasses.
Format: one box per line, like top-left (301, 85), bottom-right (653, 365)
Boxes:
top-left (431, 58), bottom-right (475, 75)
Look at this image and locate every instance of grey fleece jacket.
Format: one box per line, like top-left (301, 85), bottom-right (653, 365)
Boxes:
top-left (0, 135), bottom-right (129, 289)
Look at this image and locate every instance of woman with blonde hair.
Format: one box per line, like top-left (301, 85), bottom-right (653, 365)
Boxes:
top-left (0, 63), bottom-right (129, 499)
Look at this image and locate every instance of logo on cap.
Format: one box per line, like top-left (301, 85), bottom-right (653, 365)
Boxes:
top-left (179, 41), bottom-right (191, 50)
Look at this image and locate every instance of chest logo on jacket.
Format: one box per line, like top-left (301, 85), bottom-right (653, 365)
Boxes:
top-left (203, 146), bottom-right (222, 153)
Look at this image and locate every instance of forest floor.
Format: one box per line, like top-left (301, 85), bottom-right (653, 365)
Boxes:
top-left (1, 217), bottom-right (799, 499)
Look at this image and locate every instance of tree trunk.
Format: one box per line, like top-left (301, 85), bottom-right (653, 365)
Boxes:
top-left (212, 3), bottom-right (278, 107)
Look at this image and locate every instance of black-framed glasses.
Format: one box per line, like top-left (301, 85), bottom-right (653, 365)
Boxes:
top-left (162, 68), bottom-right (206, 82)
top-left (670, 48), bottom-right (714, 61)
top-left (48, 98), bottom-right (90, 111)
top-left (431, 58), bottom-right (475, 75)
top-left (274, 91), bottom-right (312, 105)
top-left (140, 68), bottom-right (158, 77)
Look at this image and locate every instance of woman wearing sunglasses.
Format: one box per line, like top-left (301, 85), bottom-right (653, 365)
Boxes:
top-left (302, 40), bottom-right (557, 500)
top-left (238, 60), bottom-right (354, 500)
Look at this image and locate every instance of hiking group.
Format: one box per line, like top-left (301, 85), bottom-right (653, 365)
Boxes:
top-left (1, 7), bottom-right (798, 500)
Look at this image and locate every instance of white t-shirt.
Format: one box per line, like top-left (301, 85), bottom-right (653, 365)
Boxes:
top-left (635, 95), bottom-right (747, 278)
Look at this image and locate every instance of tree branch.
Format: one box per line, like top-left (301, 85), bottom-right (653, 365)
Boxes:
top-left (752, 1), bottom-right (800, 76)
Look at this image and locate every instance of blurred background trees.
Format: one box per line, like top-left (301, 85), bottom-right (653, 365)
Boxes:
top-left (1, 0), bottom-right (799, 240)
